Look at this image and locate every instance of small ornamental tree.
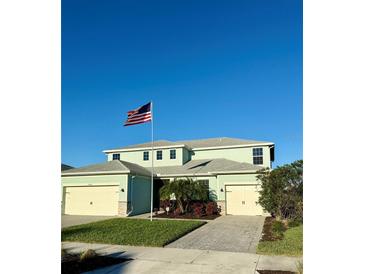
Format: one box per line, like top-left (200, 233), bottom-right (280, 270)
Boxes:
top-left (257, 160), bottom-right (303, 220)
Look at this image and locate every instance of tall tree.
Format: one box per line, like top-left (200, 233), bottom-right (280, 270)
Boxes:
top-left (257, 160), bottom-right (303, 220)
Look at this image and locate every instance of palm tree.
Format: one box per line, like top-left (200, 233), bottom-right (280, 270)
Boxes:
top-left (159, 178), bottom-right (209, 214)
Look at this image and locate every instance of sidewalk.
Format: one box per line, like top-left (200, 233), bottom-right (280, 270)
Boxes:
top-left (62, 241), bottom-right (301, 274)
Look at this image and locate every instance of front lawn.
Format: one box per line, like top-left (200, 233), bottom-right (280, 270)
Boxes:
top-left (257, 223), bottom-right (303, 257)
top-left (61, 218), bottom-right (205, 247)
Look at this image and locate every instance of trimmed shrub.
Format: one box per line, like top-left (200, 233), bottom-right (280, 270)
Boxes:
top-left (205, 201), bottom-right (218, 216)
top-left (159, 200), bottom-right (171, 213)
top-left (288, 219), bottom-right (303, 228)
top-left (192, 202), bottom-right (204, 217)
top-left (173, 207), bottom-right (182, 216)
top-left (272, 220), bottom-right (286, 239)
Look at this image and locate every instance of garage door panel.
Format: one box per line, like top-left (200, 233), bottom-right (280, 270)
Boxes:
top-left (65, 186), bottom-right (119, 216)
top-left (226, 184), bottom-right (263, 216)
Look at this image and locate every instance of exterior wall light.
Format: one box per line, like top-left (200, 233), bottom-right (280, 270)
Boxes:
top-left (220, 188), bottom-right (224, 192)
top-left (121, 188), bottom-right (125, 192)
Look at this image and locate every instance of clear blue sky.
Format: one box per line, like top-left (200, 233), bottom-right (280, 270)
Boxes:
top-left (62, 0), bottom-right (302, 168)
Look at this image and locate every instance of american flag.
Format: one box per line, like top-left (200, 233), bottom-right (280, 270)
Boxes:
top-left (124, 102), bottom-right (152, 126)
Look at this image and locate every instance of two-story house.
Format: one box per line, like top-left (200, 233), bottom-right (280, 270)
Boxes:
top-left (61, 137), bottom-right (274, 217)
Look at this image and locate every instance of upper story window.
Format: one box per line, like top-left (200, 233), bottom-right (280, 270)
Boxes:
top-left (170, 149), bottom-right (176, 159)
top-left (253, 148), bottom-right (263, 165)
top-left (157, 150), bottom-right (163, 160)
top-left (112, 153), bottom-right (120, 160)
top-left (143, 151), bottom-right (149, 161)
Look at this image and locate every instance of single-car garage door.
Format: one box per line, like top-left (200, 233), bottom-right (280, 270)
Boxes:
top-left (225, 185), bottom-right (263, 215)
top-left (64, 186), bottom-right (119, 216)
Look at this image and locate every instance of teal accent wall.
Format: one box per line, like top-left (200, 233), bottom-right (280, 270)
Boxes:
top-left (182, 147), bottom-right (191, 164)
top-left (128, 175), bottom-right (151, 216)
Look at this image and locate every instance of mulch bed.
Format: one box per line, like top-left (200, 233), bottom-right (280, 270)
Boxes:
top-left (154, 212), bottom-right (221, 220)
top-left (62, 254), bottom-right (130, 274)
top-left (257, 271), bottom-right (295, 274)
top-left (261, 217), bottom-right (283, 241)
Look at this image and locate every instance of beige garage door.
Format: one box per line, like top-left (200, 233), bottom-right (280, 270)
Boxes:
top-left (64, 186), bottom-right (119, 216)
top-left (226, 185), bottom-right (263, 215)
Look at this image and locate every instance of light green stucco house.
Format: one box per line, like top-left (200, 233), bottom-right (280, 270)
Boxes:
top-left (61, 137), bottom-right (274, 217)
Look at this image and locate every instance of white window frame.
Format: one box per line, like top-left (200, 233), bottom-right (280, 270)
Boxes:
top-left (143, 151), bottom-right (149, 161)
top-left (156, 150), bottom-right (163, 160)
top-left (170, 149), bottom-right (176, 159)
top-left (253, 148), bottom-right (263, 165)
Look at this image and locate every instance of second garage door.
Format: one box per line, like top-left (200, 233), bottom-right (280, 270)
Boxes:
top-left (225, 185), bottom-right (263, 215)
top-left (64, 186), bottom-right (119, 216)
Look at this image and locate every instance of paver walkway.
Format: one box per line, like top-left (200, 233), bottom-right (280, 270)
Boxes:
top-left (166, 215), bottom-right (265, 253)
top-left (62, 241), bottom-right (301, 274)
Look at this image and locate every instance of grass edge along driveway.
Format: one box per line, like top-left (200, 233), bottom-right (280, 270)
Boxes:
top-left (256, 224), bottom-right (303, 257)
top-left (62, 218), bottom-right (206, 247)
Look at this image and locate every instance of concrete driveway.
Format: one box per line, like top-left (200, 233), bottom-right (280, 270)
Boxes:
top-left (166, 215), bottom-right (265, 253)
top-left (61, 215), bottom-right (118, 228)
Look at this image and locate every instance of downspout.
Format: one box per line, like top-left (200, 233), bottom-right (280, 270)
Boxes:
top-left (127, 175), bottom-right (135, 216)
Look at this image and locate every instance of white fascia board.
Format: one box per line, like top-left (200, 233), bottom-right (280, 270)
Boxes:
top-left (209, 170), bottom-right (259, 175)
top-left (103, 144), bottom-right (186, 153)
top-left (61, 171), bottom-right (130, 176)
top-left (156, 173), bottom-right (212, 177)
top-left (191, 143), bottom-right (274, 151)
top-left (156, 170), bottom-right (258, 177)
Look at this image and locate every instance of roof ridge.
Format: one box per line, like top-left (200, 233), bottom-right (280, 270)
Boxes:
top-left (116, 160), bottom-right (127, 169)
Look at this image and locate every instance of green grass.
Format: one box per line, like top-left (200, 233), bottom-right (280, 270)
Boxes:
top-left (62, 218), bottom-right (205, 247)
top-left (257, 224), bottom-right (303, 256)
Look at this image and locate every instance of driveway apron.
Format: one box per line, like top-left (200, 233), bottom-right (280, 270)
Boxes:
top-left (166, 215), bottom-right (265, 253)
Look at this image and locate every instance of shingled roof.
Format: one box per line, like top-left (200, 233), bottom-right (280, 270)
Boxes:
top-left (178, 137), bottom-right (271, 149)
top-left (104, 137), bottom-right (272, 152)
top-left (150, 158), bottom-right (262, 176)
top-left (61, 158), bottom-right (260, 177)
top-left (61, 160), bottom-right (150, 176)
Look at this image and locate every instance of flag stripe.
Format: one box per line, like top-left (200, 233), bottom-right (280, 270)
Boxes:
top-left (124, 117), bottom-right (152, 126)
top-left (124, 102), bottom-right (152, 126)
top-left (126, 116), bottom-right (152, 123)
top-left (126, 115), bottom-right (152, 122)
top-left (128, 111), bottom-right (151, 119)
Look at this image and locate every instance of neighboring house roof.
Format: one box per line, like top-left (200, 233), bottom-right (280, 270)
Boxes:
top-left (61, 164), bottom-right (74, 171)
top-left (103, 137), bottom-right (273, 152)
top-left (150, 158), bottom-right (262, 177)
top-left (61, 160), bottom-right (151, 176)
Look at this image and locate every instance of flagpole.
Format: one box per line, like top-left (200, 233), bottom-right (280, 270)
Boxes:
top-left (150, 101), bottom-right (154, 222)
